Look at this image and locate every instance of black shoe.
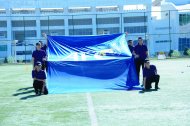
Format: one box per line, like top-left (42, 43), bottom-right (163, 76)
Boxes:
top-left (35, 91), bottom-right (38, 95)
top-left (155, 87), bottom-right (160, 90)
top-left (38, 92), bottom-right (42, 96)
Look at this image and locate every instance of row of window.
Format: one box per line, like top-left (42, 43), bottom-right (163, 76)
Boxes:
top-left (16, 51), bottom-right (32, 55)
top-left (1, 26), bottom-right (147, 39)
top-left (124, 26), bottom-right (147, 33)
top-left (2, 7), bottom-right (123, 14)
top-left (7, 7), bottom-right (119, 14)
top-left (0, 16), bottom-right (148, 27)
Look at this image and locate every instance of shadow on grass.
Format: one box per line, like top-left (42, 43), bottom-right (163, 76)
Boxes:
top-left (13, 90), bottom-right (35, 96)
top-left (20, 94), bottom-right (38, 100)
top-left (17, 87), bottom-right (33, 91)
top-left (107, 84), bottom-right (143, 91)
top-left (13, 87), bottom-right (39, 100)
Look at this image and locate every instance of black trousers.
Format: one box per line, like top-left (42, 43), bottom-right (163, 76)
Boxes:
top-left (42, 61), bottom-right (48, 71)
top-left (145, 75), bottom-right (160, 90)
top-left (33, 80), bottom-right (43, 95)
top-left (33, 62), bottom-right (46, 70)
top-left (135, 59), bottom-right (145, 80)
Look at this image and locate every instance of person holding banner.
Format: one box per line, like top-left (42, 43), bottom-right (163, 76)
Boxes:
top-left (127, 40), bottom-right (134, 54)
top-left (32, 42), bottom-right (47, 70)
top-left (133, 37), bottom-right (148, 81)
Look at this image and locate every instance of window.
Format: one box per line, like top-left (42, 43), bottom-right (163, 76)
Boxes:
top-left (96, 6), bottom-right (119, 12)
top-left (68, 19), bottom-right (92, 25)
top-left (68, 7), bottom-right (91, 13)
top-left (0, 21), bottom-right (7, 27)
top-left (0, 9), bottom-right (6, 14)
top-left (69, 28), bottom-right (92, 35)
top-left (12, 9), bottom-right (35, 14)
top-left (25, 30), bottom-right (36, 37)
top-left (124, 26), bottom-right (147, 33)
top-left (0, 31), bottom-right (7, 38)
top-left (41, 29), bottom-right (65, 36)
top-left (24, 20), bottom-right (36, 27)
top-left (12, 21), bottom-right (24, 27)
top-left (41, 19), bottom-right (64, 26)
top-left (0, 45), bottom-right (7, 51)
top-left (13, 31), bottom-right (24, 40)
top-left (97, 17), bottom-right (120, 24)
top-left (179, 38), bottom-right (190, 51)
top-left (155, 40), bottom-right (171, 43)
top-left (40, 8), bottom-right (64, 14)
top-left (17, 51), bottom-right (32, 55)
top-left (12, 20), bottom-right (36, 27)
top-left (12, 30), bottom-right (37, 39)
top-left (124, 16), bottom-right (147, 23)
top-left (179, 14), bottom-right (190, 26)
top-left (97, 27), bottom-right (120, 34)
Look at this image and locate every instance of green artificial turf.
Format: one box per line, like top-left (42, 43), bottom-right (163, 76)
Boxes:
top-left (0, 58), bottom-right (190, 126)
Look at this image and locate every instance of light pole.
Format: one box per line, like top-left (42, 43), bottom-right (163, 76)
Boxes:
top-left (146, 34), bottom-right (150, 56)
top-left (14, 40), bottom-right (18, 63)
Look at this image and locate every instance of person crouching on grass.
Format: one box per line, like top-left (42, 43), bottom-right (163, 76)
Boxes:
top-left (143, 59), bottom-right (160, 90)
top-left (32, 61), bottom-right (47, 95)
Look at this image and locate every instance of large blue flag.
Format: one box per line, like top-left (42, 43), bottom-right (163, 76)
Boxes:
top-left (47, 33), bottom-right (139, 93)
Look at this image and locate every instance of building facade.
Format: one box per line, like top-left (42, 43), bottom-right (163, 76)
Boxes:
top-left (0, 0), bottom-right (189, 61)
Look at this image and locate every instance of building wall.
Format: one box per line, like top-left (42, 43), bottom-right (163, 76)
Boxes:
top-left (0, 0), bottom-right (152, 59)
top-left (1, 0), bottom-right (189, 59)
top-left (0, 0), bottom-right (151, 8)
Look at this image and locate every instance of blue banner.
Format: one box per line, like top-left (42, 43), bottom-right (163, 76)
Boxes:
top-left (47, 33), bottom-right (139, 93)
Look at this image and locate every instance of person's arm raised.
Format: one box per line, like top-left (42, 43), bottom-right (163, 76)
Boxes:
top-left (42, 33), bottom-right (48, 46)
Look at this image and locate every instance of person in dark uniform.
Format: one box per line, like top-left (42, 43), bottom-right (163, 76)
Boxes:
top-left (32, 62), bottom-right (47, 95)
top-left (41, 33), bottom-right (49, 71)
top-left (32, 42), bottom-right (47, 70)
top-left (134, 37), bottom-right (148, 80)
top-left (39, 40), bottom-right (48, 71)
top-left (128, 40), bottom-right (134, 54)
top-left (39, 40), bottom-right (47, 53)
top-left (143, 59), bottom-right (160, 90)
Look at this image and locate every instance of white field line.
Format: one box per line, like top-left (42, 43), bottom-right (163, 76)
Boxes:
top-left (86, 93), bottom-right (98, 126)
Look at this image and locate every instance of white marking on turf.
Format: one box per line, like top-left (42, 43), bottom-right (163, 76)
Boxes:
top-left (86, 93), bottom-right (98, 126)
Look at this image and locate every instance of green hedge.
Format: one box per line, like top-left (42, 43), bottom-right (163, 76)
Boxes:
top-left (171, 50), bottom-right (181, 57)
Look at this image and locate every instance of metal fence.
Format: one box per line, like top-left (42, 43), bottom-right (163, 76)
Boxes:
top-left (0, 9), bottom-right (190, 63)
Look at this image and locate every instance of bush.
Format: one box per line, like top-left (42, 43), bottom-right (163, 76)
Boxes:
top-left (187, 49), bottom-right (190, 56)
top-left (183, 48), bottom-right (189, 55)
top-left (171, 50), bottom-right (181, 57)
top-left (7, 56), bottom-right (14, 63)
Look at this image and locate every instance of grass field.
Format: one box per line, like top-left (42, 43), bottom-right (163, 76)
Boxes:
top-left (0, 58), bottom-right (190, 126)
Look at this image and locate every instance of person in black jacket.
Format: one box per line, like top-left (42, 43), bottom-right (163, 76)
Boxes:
top-left (134, 37), bottom-right (148, 81)
top-left (143, 59), bottom-right (160, 90)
